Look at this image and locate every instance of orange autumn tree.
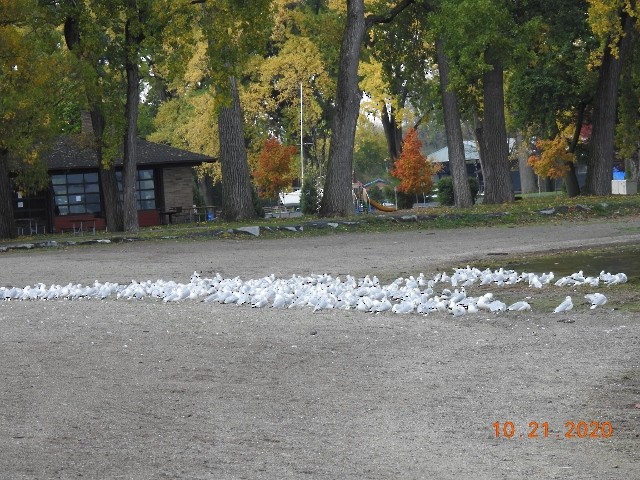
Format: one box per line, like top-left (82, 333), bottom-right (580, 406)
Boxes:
top-left (391, 128), bottom-right (441, 197)
top-left (253, 137), bottom-right (298, 199)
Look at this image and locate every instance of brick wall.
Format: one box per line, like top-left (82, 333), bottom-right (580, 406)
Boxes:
top-left (162, 166), bottom-right (194, 210)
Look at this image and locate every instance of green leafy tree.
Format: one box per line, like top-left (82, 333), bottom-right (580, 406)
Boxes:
top-left (434, 0), bottom-right (549, 204)
top-left (300, 175), bottom-right (320, 214)
top-left (0, 1), bottom-right (74, 238)
top-left (55, 0), bottom-right (169, 232)
top-left (353, 117), bottom-right (390, 182)
top-left (52, 0), bottom-right (209, 232)
top-left (176, 0), bottom-right (274, 220)
top-left (505, 0), bottom-right (596, 197)
top-left (584, 0), bottom-right (638, 194)
top-left (56, 0), bottom-right (125, 232)
top-left (363, 1), bottom-right (437, 163)
top-left (616, 42), bottom-right (640, 181)
top-left (434, 0), bottom-right (527, 203)
top-left (364, 0), bottom-right (473, 207)
top-left (320, 0), bottom-right (417, 217)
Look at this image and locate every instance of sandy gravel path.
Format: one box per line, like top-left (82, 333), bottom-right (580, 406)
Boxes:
top-left (1, 217), bottom-right (639, 479)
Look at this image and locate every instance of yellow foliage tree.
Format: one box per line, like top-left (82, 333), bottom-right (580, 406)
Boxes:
top-left (149, 89), bottom-right (222, 184)
top-left (527, 128), bottom-right (576, 179)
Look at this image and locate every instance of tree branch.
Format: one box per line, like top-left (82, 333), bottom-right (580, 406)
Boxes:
top-left (413, 113), bottom-right (427, 130)
top-left (365, 0), bottom-right (416, 28)
top-left (568, 102), bottom-right (586, 154)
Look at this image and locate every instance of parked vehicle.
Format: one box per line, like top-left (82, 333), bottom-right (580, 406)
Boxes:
top-left (279, 190), bottom-right (301, 207)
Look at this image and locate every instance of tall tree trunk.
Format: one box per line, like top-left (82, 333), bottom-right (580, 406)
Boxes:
top-left (0, 150), bottom-right (16, 239)
top-left (518, 155), bottom-right (538, 194)
top-left (480, 50), bottom-right (513, 204)
top-left (64, 7), bottom-right (123, 231)
top-left (584, 48), bottom-right (619, 195)
top-left (564, 163), bottom-right (580, 196)
top-left (473, 113), bottom-right (485, 193)
top-left (515, 133), bottom-right (537, 194)
top-left (627, 152), bottom-right (639, 182)
top-left (122, 11), bottom-right (141, 233)
top-left (218, 77), bottom-right (256, 220)
top-left (584, 11), bottom-right (634, 195)
top-left (436, 37), bottom-right (472, 208)
top-left (320, 0), bottom-right (366, 217)
top-left (381, 104), bottom-right (403, 162)
top-left (91, 110), bottom-right (123, 232)
top-left (564, 103), bottom-right (586, 197)
top-left (541, 176), bottom-right (553, 192)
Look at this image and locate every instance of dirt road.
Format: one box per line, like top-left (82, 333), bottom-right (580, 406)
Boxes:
top-left (1, 218), bottom-right (639, 479)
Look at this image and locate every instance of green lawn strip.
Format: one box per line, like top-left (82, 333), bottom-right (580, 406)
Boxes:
top-left (4, 194), bottom-right (640, 246)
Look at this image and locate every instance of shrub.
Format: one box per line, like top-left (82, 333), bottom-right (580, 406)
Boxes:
top-left (436, 177), bottom-right (454, 205)
top-left (469, 177), bottom-right (480, 202)
top-left (437, 176), bottom-right (480, 206)
top-left (381, 185), bottom-right (414, 209)
top-left (251, 186), bottom-right (264, 218)
top-left (396, 190), bottom-right (415, 209)
top-left (300, 177), bottom-right (320, 214)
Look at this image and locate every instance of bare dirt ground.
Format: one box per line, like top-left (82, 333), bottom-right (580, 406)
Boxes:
top-left (1, 218), bottom-right (639, 479)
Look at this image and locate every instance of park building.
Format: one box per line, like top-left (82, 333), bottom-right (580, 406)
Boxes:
top-left (11, 132), bottom-right (214, 236)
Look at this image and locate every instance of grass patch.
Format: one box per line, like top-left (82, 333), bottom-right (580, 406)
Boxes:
top-left (4, 194), bottom-right (640, 247)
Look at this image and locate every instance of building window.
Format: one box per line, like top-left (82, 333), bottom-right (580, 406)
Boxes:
top-left (52, 172), bottom-right (101, 215)
top-left (116, 169), bottom-right (156, 210)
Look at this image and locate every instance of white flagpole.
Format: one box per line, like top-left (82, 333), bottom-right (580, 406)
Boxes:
top-left (300, 82), bottom-right (304, 185)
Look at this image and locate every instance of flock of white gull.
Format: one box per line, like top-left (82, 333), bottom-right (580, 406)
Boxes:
top-left (0, 267), bottom-right (628, 315)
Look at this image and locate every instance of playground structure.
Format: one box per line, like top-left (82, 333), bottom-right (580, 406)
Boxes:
top-left (353, 182), bottom-right (396, 213)
top-left (368, 198), bottom-right (397, 212)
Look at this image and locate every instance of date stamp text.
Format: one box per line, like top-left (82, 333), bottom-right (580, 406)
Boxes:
top-left (493, 421), bottom-right (613, 439)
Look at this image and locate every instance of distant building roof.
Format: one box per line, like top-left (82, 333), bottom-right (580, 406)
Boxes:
top-left (364, 178), bottom-right (389, 187)
top-left (44, 135), bottom-right (215, 171)
top-left (428, 141), bottom-right (479, 163)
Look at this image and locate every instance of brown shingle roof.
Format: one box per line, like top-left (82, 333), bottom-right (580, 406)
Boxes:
top-left (44, 135), bottom-right (215, 171)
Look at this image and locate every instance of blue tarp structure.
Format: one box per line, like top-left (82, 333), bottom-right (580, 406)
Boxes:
top-left (613, 167), bottom-right (625, 180)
